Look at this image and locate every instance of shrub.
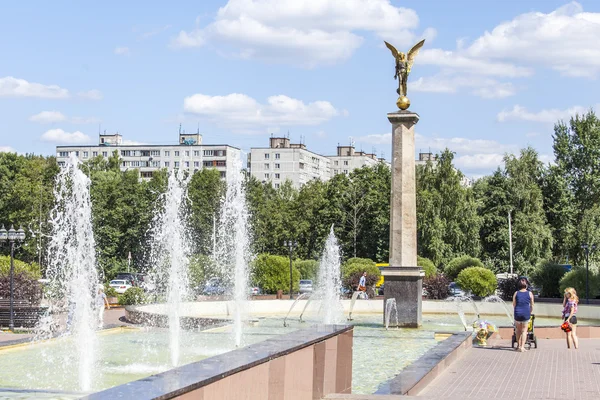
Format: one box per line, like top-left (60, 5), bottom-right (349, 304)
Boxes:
top-left (444, 255), bottom-right (484, 280)
top-left (295, 260), bottom-right (319, 281)
top-left (104, 285), bottom-right (118, 298)
top-left (423, 274), bottom-right (450, 299)
top-left (497, 277), bottom-right (519, 301)
top-left (251, 254), bottom-right (300, 294)
top-left (0, 272), bottom-right (42, 304)
top-left (456, 267), bottom-right (497, 297)
top-left (559, 267), bottom-right (600, 300)
top-left (0, 256), bottom-right (41, 279)
top-left (531, 262), bottom-right (567, 298)
top-left (119, 287), bottom-right (148, 306)
top-left (418, 256), bottom-right (437, 278)
top-left (341, 258), bottom-right (380, 292)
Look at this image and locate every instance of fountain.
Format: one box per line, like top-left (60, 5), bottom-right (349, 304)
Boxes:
top-left (215, 156), bottom-right (251, 347)
top-left (147, 166), bottom-right (191, 366)
top-left (446, 296), bottom-right (480, 331)
top-left (314, 225), bottom-right (343, 324)
top-left (43, 153), bottom-right (100, 391)
top-left (384, 298), bottom-right (399, 329)
top-left (483, 295), bottom-right (514, 325)
top-left (283, 293), bottom-right (310, 327)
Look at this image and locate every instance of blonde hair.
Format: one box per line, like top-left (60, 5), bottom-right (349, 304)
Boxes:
top-left (565, 287), bottom-right (579, 304)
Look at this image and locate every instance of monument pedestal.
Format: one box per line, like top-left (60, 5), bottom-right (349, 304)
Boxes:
top-left (384, 110), bottom-right (423, 327)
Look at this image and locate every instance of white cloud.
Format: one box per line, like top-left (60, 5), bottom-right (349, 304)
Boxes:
top-left (0, 76), bottom-right (69, 99)
top-left (355, 133), bottom-right (391, 145)
top-left (139, 25), bottom-right (171, 40)
top-left (172, 0), bottom-right (432, 67)
top-left (454, 153), bottom-right (505, 172)
top-left (29, 111), bottom-right (67, 123)
top-left (40, 129), bottom-right (91, 144)
top-left (0, 146), bottom-right (16, 153)
top-left (410, 74), bottom-right (516, 98)
top-left (183, 93), bottom-right (339, 131)
top-left (122, 139), bottom-right (147, 145)
top-left (465, 2), bottom-right (600, 78)
top-left (30, 111), bottom-right (100, 124)
top-left (418, 49), bottom-right (532, 78)
top-left (78, 90), bottom-right (103, 100)
top-left (114, 47), bottom-right (131, 56)
top-left (496, 104), bottom-right (597, 123)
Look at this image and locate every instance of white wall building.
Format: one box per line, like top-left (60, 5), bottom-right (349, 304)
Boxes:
top-left (56, 132), bottom-right (241, 180)
top-left (328, 145), bottom-right (379, 176)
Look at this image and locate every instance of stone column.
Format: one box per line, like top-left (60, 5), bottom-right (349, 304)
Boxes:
top-left (383, 110), bottom-right (423, 328)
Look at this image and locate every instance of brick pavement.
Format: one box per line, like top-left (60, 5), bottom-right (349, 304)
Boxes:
top-left (416, 338), bottom-right (600, 399)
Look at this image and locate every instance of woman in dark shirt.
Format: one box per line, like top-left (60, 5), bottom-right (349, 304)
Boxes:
top-left (512, 278), bottom-right (534, 352)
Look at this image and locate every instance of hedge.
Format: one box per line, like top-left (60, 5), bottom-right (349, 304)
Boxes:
top-left (456, 267), bottom-right (497, 297)
top-left (531, 262), bottom-right (567, 298)
top-left (559, 267), bottom-right (600, 300)
top-left (251, 254), bottom-right (300, 294)
top-left (444, 255), bottom-right (484, 280)
top-left (418, 256), bottom-right (437, 278)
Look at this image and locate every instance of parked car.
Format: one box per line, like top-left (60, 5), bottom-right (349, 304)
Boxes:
top-left (249, 287), bottom-right (261, 295)
top-left (114, 272), bottom-right (147, 288)
top-left (448, 282), bottom-right (466, 297)
top-left (109, 279), bottom-right (133, 294)
top-left (299, 280), bottom-right (313, 294)
top-left (202, 277), bottom-right (231, 296)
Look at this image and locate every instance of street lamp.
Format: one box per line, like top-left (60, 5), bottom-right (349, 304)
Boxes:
top-left (284, 240), bottom-right (297, 300)
top-left (581, 243), bottom-right (596, 305)
top-left (0, 225), bottom-right (26, 331)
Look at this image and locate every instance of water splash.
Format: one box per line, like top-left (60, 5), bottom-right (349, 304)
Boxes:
top-left (43, 153), bottom-right (99, 391)
top-left (215, 156), bottom-right (251, 347)
top-left (147, 167), bottom-right (191, 366)
top-left (314, 225), bottom-right (343, 324)
top-left (483, 295), bottom-right (514, 325)
top-left (384, 298), bottom-right (399, 329)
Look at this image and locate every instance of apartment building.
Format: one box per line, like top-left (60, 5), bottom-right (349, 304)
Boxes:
top-left (328, 145), bottom-right (379, 176)
top-left (55, 131), bottom-right (241, 180)
top-left (247, 137), bottom-right (331, 189)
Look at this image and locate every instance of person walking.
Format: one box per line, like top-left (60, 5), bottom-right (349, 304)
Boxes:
top-left (96, 286), bottom-right (110, 329)
top-left (512, 277), bottom-right (534, 352)
top-left (562, 287), bottom-right (579, 349)
top-left (357, 272), bottom-right (367, 299)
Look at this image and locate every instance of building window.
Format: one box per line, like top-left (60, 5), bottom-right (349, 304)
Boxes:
top-left (185, 161), bottom-right (190, 167)
top-left (92, 151), bottom-right (98, 157)
top-left (275, 173), bottom-right (280, 179)
top-left (131, 161), bottom-right (140, 167)
top-left (264, 163), bottom-right (270, 169)
top-left (275, 163), bottom-right (280, 169)
top-left (58, 151), bottom-right (68, 157)
top-left (152, 161), bottom-right (161, 167)
top-left (264, 173), bottom-right (270, 179)
top-left (334, 161), bottom-right (338, 166)
top-left (275, 153), bottom-right (280, 159)
top-left (215, 150), bottom-right (226, 156)
top-left (299, 163), bottom-right (305, 169)
top-left (203, 161), bottom-right (213, 167)
top-left (264, 153), bottom-right (270, 159)
top-left (141, 150), bottom-right (150, 157)
top-left (185, 151), bottom-right (190, 157)
top-left (193, 151), bottom-right (200, 157)
top-left (122, 161), bottom-right (128, 167)
top-left (174, 151), bottom-right (180, 157)
top-left (102, 151), bottom-right (108, 157)
top-left (220, 171), bottom-right (227, 178)
top-left (164, 161), bottom-right (170, 167)
top-left (275, 183), bottom-right (280, 189)
top-left (165, 151), bottom-right (170, 156)
top-left (58, 161), bottom-right (65, 166)
top-left (216, 160), bottom-right (226, 167)
top-left (344, 160), bottom-right (349, 166)
top-left (140, 171), bottom-right (153, 179)
top-left (204, 150), bottom-right (214, 156)
top-left (82, 152), bottom-right (88, 158)
top-left (194, 161), bottom-right (199, 167)
top-left (174, 161), bottom-right (180, 167)
top-left (344, 170), bottom-right (348, 174)
top-left (121, 150), bottom-right (131, 157)
top-left (75, 151), bottom-right (79, 156)
top-left (151, 150), bottom-right (160, 156)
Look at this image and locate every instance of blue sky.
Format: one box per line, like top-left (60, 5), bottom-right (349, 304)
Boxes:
top-left (1, 0), bottom-right (599, 177)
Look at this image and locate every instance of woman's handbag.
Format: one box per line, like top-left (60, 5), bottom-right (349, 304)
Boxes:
top-left (561, 321), bottom-right (571, 332)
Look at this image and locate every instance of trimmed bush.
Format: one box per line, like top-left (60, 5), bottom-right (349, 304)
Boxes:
top-left (0, 272), bottom-right (42, 304)
top-left (444, 255), bottom-right (484, 280)
top-left (456, 267), bottom-right (497, 297)
top-left (531, 262), bottom-right (567, 298)
top-left (251, 254), bottom-right (300, 294)
top-left (418, 256), bottom-right (437, 278)
top-left (104, 285), bottom-right (118, 298)
top-left (559, 267), bottom-right (600, 300)
top-left (119, 287), bottom-right (148, 305)
top-left (497, 277), bottom-right (520, 301)
top-left (0, 256), bottom-right (41, 279)
top-left (423, 274), bottom-right (450, 299)
top-left (295, 260), bottom-right (319, 281)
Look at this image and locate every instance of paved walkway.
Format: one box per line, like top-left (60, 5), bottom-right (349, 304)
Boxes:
top-left (417, 338), bottom-right (600, 399)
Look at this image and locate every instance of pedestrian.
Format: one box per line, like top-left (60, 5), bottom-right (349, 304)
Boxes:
top-left (512, 277), bottom-right (534, 352)
top-left (96, 286), bottom-right (110, 329)
top-left (562, 287), bottom-right (579, 349)
top-left (358, 272), bottom-right (367, 299)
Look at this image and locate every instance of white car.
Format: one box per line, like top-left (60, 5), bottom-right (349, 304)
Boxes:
top-left (299, 280), bottom-right (313, 294)
top-left (109, 280), bottom-right (133, 294)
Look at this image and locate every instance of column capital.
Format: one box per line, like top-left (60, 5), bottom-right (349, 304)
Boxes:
top-left (387, 110), bottom-right (420, 125)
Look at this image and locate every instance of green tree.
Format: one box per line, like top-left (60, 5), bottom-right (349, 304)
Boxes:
top-left (251, 253), bottom-right (300, 294)
top-left (188, 169), bottom-right (225, 255)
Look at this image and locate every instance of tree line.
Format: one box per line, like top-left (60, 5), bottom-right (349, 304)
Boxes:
top-left (1, 111), bottom-right (599, 281)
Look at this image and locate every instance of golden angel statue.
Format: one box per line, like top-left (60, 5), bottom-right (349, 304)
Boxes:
top-left (384, 39), bottom-right (425, 109)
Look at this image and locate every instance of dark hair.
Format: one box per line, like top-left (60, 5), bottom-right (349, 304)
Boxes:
top-left (518, 278), bottom-right (528, 290)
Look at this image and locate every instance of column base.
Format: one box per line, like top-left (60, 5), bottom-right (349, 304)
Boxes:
top-left (383, 267), bottom-right (423, 328)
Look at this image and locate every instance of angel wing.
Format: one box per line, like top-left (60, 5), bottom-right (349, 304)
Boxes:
top-left (384, 41), bottom-right (400, 59)
top-left (406, 39), bottom-right (425, 71)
